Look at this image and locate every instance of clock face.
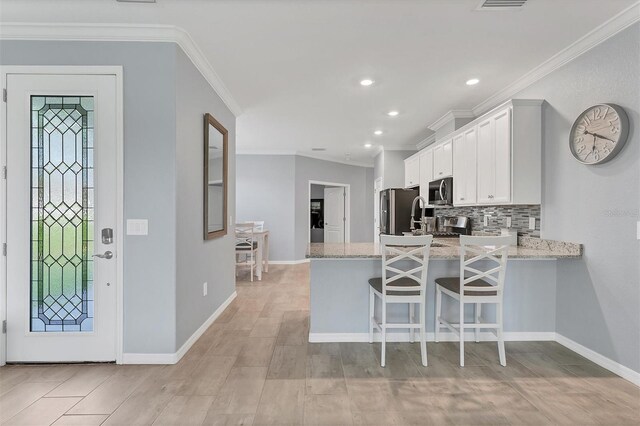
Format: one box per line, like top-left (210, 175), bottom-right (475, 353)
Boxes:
top-left (570, 104), bottom-right (629, 165)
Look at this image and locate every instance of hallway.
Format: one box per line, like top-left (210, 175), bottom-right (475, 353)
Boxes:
top-left (0, 264), bottom-right (638, 425)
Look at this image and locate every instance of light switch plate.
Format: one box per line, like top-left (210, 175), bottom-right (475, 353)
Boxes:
top-left (484, 215), bottom-right (490, 226)
top-left (506, 217), bottom-right (512, 228)
top-left (529, 217), bottom-right (536, 230)
top-left (126, 219), bottom-right (148, 236)
top-left (203, 282), bottom-right (208, 296)
top-left (637, 221), bottom-right (640, 240)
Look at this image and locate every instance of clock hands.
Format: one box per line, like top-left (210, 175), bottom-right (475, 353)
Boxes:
top-left (583, 129), bottom-right (614, 143)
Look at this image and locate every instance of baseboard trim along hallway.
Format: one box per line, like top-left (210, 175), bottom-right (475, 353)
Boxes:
top-left (309, 331), bottom-right (640, 386)
top-left (122, 290), bottom-right (237, 365)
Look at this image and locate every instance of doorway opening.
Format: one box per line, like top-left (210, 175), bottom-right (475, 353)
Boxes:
top-left (308, 181), bottom-right (350, 245)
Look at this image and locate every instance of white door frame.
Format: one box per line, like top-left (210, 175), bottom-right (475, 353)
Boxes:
top-left (373, 177), bottom-right (383, 238)
top-left (0, 66), bottom-right (124, 365)
top-left (308, 180), bottom-right (350, 245)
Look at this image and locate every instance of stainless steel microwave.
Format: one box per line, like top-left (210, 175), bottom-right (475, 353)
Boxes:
top-left (428, 177), bottom-right (453, 206)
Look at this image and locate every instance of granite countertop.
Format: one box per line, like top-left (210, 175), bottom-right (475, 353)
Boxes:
top-left (306, 237), bottom-right (582, 260)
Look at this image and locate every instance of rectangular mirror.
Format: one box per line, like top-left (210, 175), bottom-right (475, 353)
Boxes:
top-left (204, 113), bottom-right (228, 239)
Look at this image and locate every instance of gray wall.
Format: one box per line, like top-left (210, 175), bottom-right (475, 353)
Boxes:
top-left (310, 184), bottom-right (325, 199)
top-left (175, 47), bottom-right (236, 350)
top-left (514, 23), bottom-right (640, 373)
top-left (236, 155), bottom-right (296, 261)
top-left (236, 155), bottom-right (374, 261)
top-left (373, 151), bottom-right (384, 181)
top-left (311, 259), bottom-right (558, 335)
top-left (381, 150), bottom-right (415, 189)
top-left (0, 40), bottom-right (237, 355)
top-left (0, 40), bottom-right (179, 354)
top-left (294, 156), bottom-right (374, 260)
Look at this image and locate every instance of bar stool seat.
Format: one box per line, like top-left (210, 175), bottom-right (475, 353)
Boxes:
top-left (368, 277), bottom-right (420, 296)
top-left (435, 277), bottom-right (497, 296)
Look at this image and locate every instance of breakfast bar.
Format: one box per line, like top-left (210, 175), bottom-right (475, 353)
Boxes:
top-left (307, 237), bottom-right (582, 342)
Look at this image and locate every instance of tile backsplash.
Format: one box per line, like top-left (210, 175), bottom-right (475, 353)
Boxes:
top-left (434, 204), bottom-right (541, 237)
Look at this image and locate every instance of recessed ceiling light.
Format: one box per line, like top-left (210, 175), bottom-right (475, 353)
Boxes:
top-left (364, 143), bottom-right (372, 148)
top-left (360, 79), bottom-right (374, 86)
top-left (466, 78), bottom-right (480, 86)
top-left (374, 130), bottom-right (383, 136)
top-left (387, 110), bottom-right (399, 117)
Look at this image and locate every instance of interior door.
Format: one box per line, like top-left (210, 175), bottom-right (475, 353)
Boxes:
top-left (5, 73), bottom-right (118, 362)
top-left (324, 187), bottom-right (345, 243)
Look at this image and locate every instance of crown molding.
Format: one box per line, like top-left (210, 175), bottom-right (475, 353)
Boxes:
top-left (416, 134), bottom-right (436, 150)
top-left (296, 152), bottom-right (373, 168)
top-left (427, 109), bottom-right (475, 132)
top-left (235, 150), bottom-right (373, 168)
top-left (0, 22), bottom-right (242, 116)
top-left (472, 2), bottom-right (640, 116)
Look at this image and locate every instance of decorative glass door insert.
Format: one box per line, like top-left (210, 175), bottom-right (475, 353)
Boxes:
top-left (31, 96), bottom-right (94, 332)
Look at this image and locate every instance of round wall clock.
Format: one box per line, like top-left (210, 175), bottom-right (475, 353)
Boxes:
top-left (569, 103), bottom-right (629, 165)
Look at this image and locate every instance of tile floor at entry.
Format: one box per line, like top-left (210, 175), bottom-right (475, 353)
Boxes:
top-left (0, 264), bottom-right (638, 425)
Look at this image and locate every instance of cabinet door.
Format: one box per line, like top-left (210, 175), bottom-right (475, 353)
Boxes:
top-left (433, 145), bottom-right (443, 178)
top-left (419, 149), bottom-right (433, 205)
top-left (476, 118), bottom-right (494, 204)
top-left (441, 139), bottom-right (453, 177)
top-left (462, 127), bottom-right (477, 204)
top-left (493, 108), bottom-right (511, 203)
top-left (452, 133), bottom-right (466, 204)
top-left (404, 156), bottom-right (419, 188)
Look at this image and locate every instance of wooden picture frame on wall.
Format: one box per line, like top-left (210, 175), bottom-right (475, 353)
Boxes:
top-left (204, 113), bottom-right (229, 240)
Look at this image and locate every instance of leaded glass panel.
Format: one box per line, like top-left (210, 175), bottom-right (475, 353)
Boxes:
top-left (30, 96), bottom-right (94, 332)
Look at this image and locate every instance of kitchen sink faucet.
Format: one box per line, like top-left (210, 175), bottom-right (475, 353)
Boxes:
top-left (410, 196), bottom-right (428, 234)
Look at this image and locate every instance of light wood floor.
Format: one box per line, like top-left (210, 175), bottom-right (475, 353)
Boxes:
top-left (1, 264), bottom-right (638, 425)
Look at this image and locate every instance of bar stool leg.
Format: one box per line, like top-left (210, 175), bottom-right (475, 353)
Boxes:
top-left (435, 287), bottom-right (442, 343)
top-left (409, 303), bottom-right (415, 343)
top-left (475, 303), bottom-right (482, 343)
top-left (381, 301), bottom-right (387, 367)
top-left (497, 301), bottom-right (506, 366)
top-left (369, 288), bottom-right (374, 344)
top-left (420, 299), bottom-right (427, 366)
top-left (459, 301), bottom-right (465, 367)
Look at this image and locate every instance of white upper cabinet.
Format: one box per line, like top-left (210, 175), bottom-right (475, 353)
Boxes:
top-left (433, 139), bottom-right (452, 178)
top-left (404, 155), bottom-right (420, 188)
top-left (453, 127), bottom-right (477, 205)
top-left (476, 101), bottom-right (541, 205)
top-left (404, 99), bottom-right (542, 207)
top-left (418, 148), bottom-right (433, 204)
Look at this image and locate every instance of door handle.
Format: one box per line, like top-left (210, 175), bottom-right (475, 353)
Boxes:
top-left (93, 251), bottom-right (113, 260)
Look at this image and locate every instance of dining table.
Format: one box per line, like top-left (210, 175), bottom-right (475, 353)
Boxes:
top-left (252, 229), bottom-right (270, 280)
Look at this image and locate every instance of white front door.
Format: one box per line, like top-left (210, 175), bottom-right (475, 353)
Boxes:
top-left (324, 187), bottom-right (345, 243)
top-left (5, 73), bottom-right (118, 362)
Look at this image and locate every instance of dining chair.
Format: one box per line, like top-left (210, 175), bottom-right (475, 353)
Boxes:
top-left (235, 222), bottom-right (258, 281)
top-left (369, 234), bottom-right (433, 367)
top-left (434, 235), bottom-right (511, 367)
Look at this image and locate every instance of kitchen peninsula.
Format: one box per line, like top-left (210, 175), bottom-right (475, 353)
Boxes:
top-left (307, 237), bottom-right (582, 343)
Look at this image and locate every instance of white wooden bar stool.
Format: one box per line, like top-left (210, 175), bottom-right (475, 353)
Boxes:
top-left (369, 234), bottom-right (433, 367)
top-left (434, 235), bottom-right (511, 367)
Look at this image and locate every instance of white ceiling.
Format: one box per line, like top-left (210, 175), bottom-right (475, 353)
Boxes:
top-left (1, 0), bottom-right (637, 165)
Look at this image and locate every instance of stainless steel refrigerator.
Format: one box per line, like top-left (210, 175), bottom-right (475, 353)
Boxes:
top-left (379, 188), bottom-right (420, 235)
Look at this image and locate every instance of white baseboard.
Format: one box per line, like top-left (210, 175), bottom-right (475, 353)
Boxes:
top-left (308, 331), bottom-right (556, 343)
top-left (122, 291), bottom-right (237, 365)
top-left (268, 259), bottom-right (309, 265)
top-left (555, 333), bottom-right (640, 387)
top-left (121, 352), bottom-right (176, 365)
